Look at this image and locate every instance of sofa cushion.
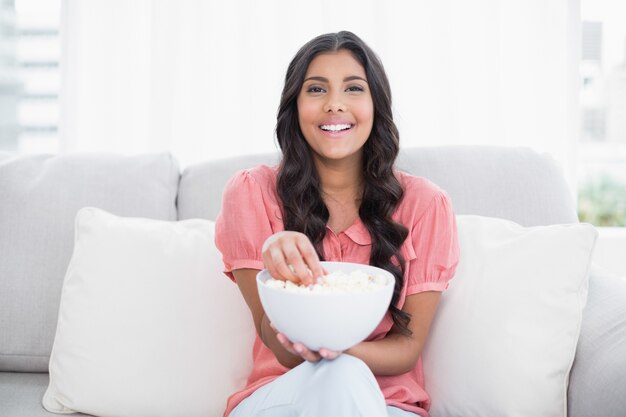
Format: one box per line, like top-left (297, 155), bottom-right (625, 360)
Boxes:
top-left (396, 146), bottom-right (579, 226)
top-left (0, 153), bottom-right (179, 372)
top-left (43, 208), bottom-right (255, 417)
top-left (568, 269), bottom-right (626, 417)
top-left (422, 215), bottom-right (597, 417)
top-left (0, 373), bottom-right (92, 417)
top-left (178, 152), bottom-right (280, 221)
top-left (178, 146), bottom-right (578, 227)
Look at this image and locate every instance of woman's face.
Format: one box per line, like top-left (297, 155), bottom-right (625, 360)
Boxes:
top-left (297, 49), bottom-right (374, 167)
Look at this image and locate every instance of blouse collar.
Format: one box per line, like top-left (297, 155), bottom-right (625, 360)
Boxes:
top-left (329, 217), bottom-right (372, 246)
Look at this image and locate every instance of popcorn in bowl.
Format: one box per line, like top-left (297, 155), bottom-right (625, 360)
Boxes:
top-left (256, 261), bottom-right (395, 351)
top-left (264, 270), bottom-right (390, 294)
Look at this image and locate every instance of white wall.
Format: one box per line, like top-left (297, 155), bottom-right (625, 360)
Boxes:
top-left (60, 0), bottom-right (580, 185)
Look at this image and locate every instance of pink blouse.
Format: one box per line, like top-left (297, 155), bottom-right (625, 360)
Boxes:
top-left (215, 165), bottom-right (459, 417)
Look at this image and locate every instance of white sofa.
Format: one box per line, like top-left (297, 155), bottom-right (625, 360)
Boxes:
top-left (1, 146), bottom-right (625, 416)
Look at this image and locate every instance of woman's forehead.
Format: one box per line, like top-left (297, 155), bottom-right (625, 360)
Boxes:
top-left (305, 50), bottom-right (366, 79)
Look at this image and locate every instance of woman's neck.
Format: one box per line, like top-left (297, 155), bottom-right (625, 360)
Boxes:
top-left (314, 157), bottom-right (363, 203)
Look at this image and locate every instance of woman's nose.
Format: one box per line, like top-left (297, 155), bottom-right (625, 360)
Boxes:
top-left (323, 93), bottom-right (346, 113)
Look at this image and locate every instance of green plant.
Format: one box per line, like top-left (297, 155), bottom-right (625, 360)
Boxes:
top-left (577, 173), bottom-right (626, 227)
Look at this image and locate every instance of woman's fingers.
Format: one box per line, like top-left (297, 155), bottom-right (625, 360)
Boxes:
top-left (269, 247), bottom-right (300, 283)
top-left (292, 343), bottom-right (322, 362)
top-left (271, 323), bottom-right (323, 363)
top-left (318, 348), bottom-right (342, 360)
top-left (296, 238), bottom-right (325, 281)
top-left (275, 332), bottom-right (297, 355)
top-left (262, 241), bottom-right (299, 283)
top-left (275, 334), bottom-right (321, 362)
top-left (262, 231), bottom-right (325, 285)
top-left (273, 330), bottom-right (334, 363)
top-left (282, 244), bottom-right (313, 284)
top-left (271, 323), bottom-right (298, 356)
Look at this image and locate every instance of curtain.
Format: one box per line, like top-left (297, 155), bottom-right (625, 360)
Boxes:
top-left (60, 0), bottom-right (579, 186)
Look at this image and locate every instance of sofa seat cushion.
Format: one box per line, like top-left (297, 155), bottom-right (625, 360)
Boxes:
top-left (0, 372), bottom-right (92, 417)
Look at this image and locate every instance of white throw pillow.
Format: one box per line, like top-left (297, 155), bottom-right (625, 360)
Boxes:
top-left (43, 207), bottom-right (255, 417)
top-left (423, 215), bottom-right (598, 417)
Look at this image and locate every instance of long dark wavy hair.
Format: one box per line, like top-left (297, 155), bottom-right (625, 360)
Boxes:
top-left (275, 31), bottom-right (411, 335)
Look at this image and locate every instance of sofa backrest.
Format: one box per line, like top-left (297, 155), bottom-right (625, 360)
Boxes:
top-left (178, 152), bottom-right (280, 222)
top-left (0, 153), bottom-right (179, 372)
top-left (0, 146), bottom-right (578, 373)
top-left (178, 145), bottom-right (578, 226)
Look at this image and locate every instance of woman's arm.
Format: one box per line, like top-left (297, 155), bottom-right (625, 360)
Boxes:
top-left (346, 291), bottom-right (442, 376)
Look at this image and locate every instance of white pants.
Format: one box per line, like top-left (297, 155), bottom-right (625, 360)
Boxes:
top-left (229, 354), bottom-right (418, 417)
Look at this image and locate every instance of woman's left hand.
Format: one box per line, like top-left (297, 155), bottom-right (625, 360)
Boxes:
top-left (271, 323), bottom-right (342, 362)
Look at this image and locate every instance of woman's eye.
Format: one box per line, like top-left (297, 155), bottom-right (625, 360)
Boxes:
top-left (347, 85), bottom-right (364, 92)
top-left (307, 86), bottom-right (325, 93)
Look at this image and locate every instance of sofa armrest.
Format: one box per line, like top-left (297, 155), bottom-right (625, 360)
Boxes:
top-left (568, 264), bottom-right (626, 417)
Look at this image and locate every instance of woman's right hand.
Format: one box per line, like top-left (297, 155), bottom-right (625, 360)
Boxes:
top-left (261, 231), bottom-right (325, 285)
top-left (270, 323), bottom-right (342, 363)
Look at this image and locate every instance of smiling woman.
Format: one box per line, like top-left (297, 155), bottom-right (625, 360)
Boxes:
top-left (215, 30), bottom-right (460, 417)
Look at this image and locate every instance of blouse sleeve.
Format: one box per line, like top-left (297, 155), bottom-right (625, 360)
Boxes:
top-left (406, 190), bottom-right (460, 295)
top-left (214, 169), bottom-right (274, 282)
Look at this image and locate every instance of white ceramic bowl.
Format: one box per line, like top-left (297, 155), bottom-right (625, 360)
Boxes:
top-left (256, 261), bottom-right (394, 352)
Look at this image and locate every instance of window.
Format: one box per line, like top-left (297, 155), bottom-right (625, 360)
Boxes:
top-left (0, 0), bottom-right (61, 153)
top-left (578, 1), bottom-right (626, 227)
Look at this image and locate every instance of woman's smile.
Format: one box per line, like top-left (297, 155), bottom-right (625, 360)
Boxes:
top-left (318, 119), bottom-right (355, 137)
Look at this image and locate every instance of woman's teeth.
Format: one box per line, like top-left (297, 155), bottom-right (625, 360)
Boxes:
top-left (320, 124), bottom-right (352, 132)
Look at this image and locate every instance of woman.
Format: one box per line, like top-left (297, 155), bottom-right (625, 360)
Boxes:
top-left (215, 31), bottom-right (459, 417)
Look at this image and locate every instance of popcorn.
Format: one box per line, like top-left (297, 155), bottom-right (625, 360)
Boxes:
top-left (264, 269), bottom-right (390, 294)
